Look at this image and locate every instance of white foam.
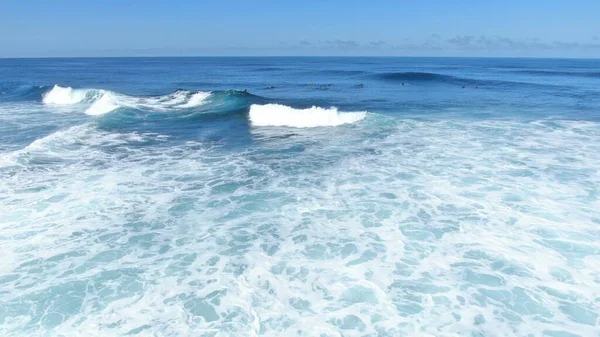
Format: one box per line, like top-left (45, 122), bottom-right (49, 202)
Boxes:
top-left (42, 85), bottom-right (211, 115)
top-left (2, 118), bottom-right (600, 336)
top-left (249, 103), bottom-right (366, 128)
top-left (42, 85), bottom-right (97, 105)
top-left (84, 92), bottom-right (120, 115)
top-left (177, 92), bottom-right (211, 108)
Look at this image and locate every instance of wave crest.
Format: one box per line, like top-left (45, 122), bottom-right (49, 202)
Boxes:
top-left (42, 85), bottom-right (211, 115)
top-left (249, 104), bottom-right (366, 128)
top-left (42, 85), bottom-right (103, 105)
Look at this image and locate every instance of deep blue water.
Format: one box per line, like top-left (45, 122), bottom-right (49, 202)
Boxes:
top-left (1, 57), bottom-right (599, 336)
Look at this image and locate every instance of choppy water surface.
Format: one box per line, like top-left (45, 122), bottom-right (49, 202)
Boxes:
top-left (1, 57), bottom-right (599, 336)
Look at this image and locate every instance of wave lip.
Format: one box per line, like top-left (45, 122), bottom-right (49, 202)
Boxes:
top-left (176, 92), bottom-right (211, 108)
top-left (84, 92), bottom-right (120, 116)
top-left (42, 85), bottom-right (102, 105)
top-left (42, 85), bottom-right (211, 115)
top-left (249, 103), bottom-right (366, 128)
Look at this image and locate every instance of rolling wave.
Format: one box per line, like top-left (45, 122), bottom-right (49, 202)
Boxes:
top-left (512, 70), bottom-right (600, 78)
top-left (0, 85), bottom-right (49, 101)
top-left (3, 84), bottom-right (371, 130)
top-left (7, 84), bottom-right (370, 130)
top-left (375, 71), bottom-right (572, 89)
top-left (378, 72), bottom-right (462, 82)
top-left (376, 71), bottom-right (488, 86)
top-left (321, 69), bottom-right (368, 76)
top-left (42, 85), bottom-right (212, 115)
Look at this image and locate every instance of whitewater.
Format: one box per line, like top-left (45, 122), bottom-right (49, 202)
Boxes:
top-left (1, 57), bottom-right (599, 337)
top-left (42, 85), bottom-right (212, 115)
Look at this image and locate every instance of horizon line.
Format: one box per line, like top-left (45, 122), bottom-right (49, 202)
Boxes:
top-left (1, 55), bottom-right (600, 60)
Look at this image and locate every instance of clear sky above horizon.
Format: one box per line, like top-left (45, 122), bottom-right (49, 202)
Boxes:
top-left (1, 0), bottom-right (599, 58)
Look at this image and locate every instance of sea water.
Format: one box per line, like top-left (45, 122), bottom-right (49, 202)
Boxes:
top-left (0, 57), bottom-right (599, 336)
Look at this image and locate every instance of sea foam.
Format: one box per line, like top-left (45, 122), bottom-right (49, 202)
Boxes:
top-left (1, 118), bottom-right (600, 336)
top-left (42, 85), bottom-right (211, 115)
top-left (42, 85), bottom-right (100, 105)
top-left (249, 104), bottom-right (366, 128)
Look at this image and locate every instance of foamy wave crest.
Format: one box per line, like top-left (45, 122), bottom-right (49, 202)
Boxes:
top-left (249, 104), bottom-right (366, 128)
top-left (42, 85), bottom-right (211, 115)
top-left (176, 92), bottom-right (211, 108)
top-left (42, 85), bottom-right (103, 105)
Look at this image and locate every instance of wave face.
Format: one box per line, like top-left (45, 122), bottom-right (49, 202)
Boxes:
top-left (374, 71), bottom-right (576, 89)
top-left (249, 104), bottom-right (366, 128)
top-left (513, 69), bottom-right (600, 78)
top-left (42, 85), bottom-right (211, 115)
top-left (377, 71), bottom-right (465, 83)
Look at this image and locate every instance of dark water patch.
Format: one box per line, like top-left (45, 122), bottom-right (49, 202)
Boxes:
top-left (512, 70), bottom-right (600, 78)
top-left (322, 70), bottom-right (369, 76)
top-left (377, 72), bottom-right (461, 82)
top-left (0, 85), bottom-right (51, 102)
top-left (374, 71), bottom-right (576, 91)
top-left (252, 67), bottom-right (290, 72)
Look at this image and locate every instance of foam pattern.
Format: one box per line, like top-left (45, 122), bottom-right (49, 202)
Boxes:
top-left (1, 117), bottom-right (599, 336)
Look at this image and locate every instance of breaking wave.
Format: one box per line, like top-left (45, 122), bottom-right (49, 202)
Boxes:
top-left (249, 103), bottom-right (366, 128)
top-left (42, 85), bottom-right (212, 115)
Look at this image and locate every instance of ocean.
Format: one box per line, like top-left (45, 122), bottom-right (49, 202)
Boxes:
top-left (0, 57), bottom-right (599, 337)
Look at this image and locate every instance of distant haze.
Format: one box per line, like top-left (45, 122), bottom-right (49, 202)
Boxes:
top-left (2, 0), bottom-right (599, 58)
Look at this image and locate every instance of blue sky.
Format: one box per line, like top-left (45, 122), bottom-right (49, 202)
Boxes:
top-left (1, 0), bottom-right (599, 57)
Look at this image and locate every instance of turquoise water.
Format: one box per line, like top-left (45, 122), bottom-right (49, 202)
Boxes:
top-left (0, 57), bottom-right (599, 336)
